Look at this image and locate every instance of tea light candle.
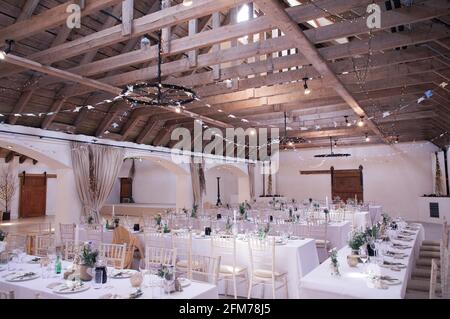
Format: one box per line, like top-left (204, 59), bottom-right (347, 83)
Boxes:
top-left (74, 224), bottom-right (80, 245)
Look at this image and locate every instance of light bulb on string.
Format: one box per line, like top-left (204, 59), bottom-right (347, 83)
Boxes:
top-left (182, 0), bottom-right (193, 6)
top-left (302, 77), bottom-right (311, 95)
top-left (365, 133), bottom-right (370, 142)
top-left (345, 116), bottom-right (351, 127)
top-left (357, 116), bottom-right (365, 127)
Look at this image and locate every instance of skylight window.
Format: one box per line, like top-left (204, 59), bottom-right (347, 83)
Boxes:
top-left (237, 4), bottom-right (249, 23)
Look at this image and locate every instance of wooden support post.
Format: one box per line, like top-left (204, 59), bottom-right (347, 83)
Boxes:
top-left (188, 18), bottom-right (198, 67)
top-left (121, 0), bottom-right (134, 36)
top-left (161, 0), bottom-right (171, 53)
top-left (212, 12), bottom-right (221, 80)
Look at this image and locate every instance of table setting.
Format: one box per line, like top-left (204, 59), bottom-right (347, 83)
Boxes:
top-left (299, 215), bottom-right (425, 299)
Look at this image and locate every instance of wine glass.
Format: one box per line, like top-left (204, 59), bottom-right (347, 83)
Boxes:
top-left (359, 247), bottom-right (369, 273)
top-left (138, 259), bottom-right (149, 288)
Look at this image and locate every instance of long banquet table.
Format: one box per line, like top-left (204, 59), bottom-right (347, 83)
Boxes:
top-left (0, 257), bottom-right (218, 299)
top-left (79, 228), bottom-right (319, 299)
top-left (299, 224), bottom-right (425, 299)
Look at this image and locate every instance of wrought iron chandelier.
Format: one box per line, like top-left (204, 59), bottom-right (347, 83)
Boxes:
top-left (314, 137), bottom-right (351, 158)
top-left (280, 112), bottom-right (306, 147)
top-left (121, 1), bottom-right (199, 108)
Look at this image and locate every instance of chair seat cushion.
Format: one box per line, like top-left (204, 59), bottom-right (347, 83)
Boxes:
top-left (220, 265), bottom-right (247, 275)
top-left (176, 259), bottom-right (201, 269)
top-left (253, 269), bottom-right (285, 278)
top-left (315, 239), bottom-right (331, 247)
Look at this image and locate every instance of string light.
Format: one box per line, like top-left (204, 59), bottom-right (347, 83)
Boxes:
top-left (345, 116), bottom-right (351, 127)
top-left (357, 116), bottom-right (365, 127)
top-left (182, 0), bottom-right (193, 6)
top-left (365, 133), bottom-right (370, 142)
top-left (303, 77), bottom-right (311, 95)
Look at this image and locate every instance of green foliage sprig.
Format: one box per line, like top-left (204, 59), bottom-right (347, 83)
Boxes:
top-left (348, 231), bottom-right (367, 250)
top-left (80, 243), bottom-right (98, 267)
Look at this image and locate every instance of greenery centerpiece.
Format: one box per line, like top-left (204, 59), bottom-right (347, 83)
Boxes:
top-left (348, 231), bottom-right (367, 255)
top-left (190, 205), bottom-right (198, 219)
top-left (78, 242), bottom-right (99, 281)
top-left (154, 213), bottom-right (162, 227)
top-left (163, 223), bottom-right (171, 234)
top-left (258, 223), bottom-right (270, 240)
top-left (329, 248), bottom-right (340, 276)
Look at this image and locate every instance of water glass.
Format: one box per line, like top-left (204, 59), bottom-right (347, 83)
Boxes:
top-left (93, 268), bottom-right (103, 289)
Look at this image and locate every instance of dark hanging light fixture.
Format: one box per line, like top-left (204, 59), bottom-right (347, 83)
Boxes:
top-left (303, 77), bottom-right (311, 95)
top-left (121, 1), bottom-right (198, 110)
top-left (279, 112), bottom-right (306, 147)
top-left (314, 137), bottom-right (351, 158)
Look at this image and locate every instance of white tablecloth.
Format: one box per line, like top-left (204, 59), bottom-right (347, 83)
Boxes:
top-left (0, 258), bottom-right (218, 299)
top-left (79, 229), bottom-right (319, 299)
top-left (299, 224), bottom-right (425, 299)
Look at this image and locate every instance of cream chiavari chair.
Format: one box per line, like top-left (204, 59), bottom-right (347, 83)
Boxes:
top-left (144, 228), bottom-right (167, 248)
top-left (440, 242), bottom-right (449, 297)
top-left (291, 223), bottom-right (308, 238)
top-left (172, 232), bottom-right (192, 277)
top-left (59, 223), bottom-right (75, 244)
top-left (211, 234), bottom-right (248, 299)
top-left (308, 218), bottom-right (330, 254)
top-left (63, 239), bottom-right (81, 261)
top-left (5, 233), bottom-right (27, 252)
top-left (247, 236), bottom-right (288, 299)
top-left (190, 254), bottom-right (221, 284)
top-left (145, 246), bottom-right (177, 269)
top-left (98, 243), bottom-right (127, 269)
top-left (430, 258), bottom-right (439, 299)
top-left (34, 234), bottom-right (56, 257)
top-left (85, 224), bottom-right (103, 248)
top-left (0, 290), bottom-right (15, 299)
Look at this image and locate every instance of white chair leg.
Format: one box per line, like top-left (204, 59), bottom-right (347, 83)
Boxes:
top-left (233, 274), bottom-right (237, 299)
top-left (272, 279), bottom-right (276, 299)
top-left (247, 276), bottom-right (253, 299)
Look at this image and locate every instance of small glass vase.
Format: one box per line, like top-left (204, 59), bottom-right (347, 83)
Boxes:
top-left (330, 263), bottom-right (340, 276)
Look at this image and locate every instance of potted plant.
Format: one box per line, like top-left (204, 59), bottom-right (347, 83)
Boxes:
top-left (154, 213), bottom-right (162, 227)
top-left (79, 243), bottom-right (98, 281)
top-left (348, 231), bottom-right (367, 254)
top-left (0, 164), bottom-right (17, 221)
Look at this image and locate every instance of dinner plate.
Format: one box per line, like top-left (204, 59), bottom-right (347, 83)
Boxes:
top-left (110, 270), bottom-right (137, 279)
top-left (27, 257), bottom-right (41, 264)
top-left (178, 277), bottom-right (191, 288)
top-left (53, 283), bottom-right (90, 294)
top-left (381, 278), bottom-right (402, 285)
top-left (4, 271), bottom-right (39, 282)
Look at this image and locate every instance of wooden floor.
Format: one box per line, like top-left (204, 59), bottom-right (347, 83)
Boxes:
top-left (0, 216), bottom-right (55, 234)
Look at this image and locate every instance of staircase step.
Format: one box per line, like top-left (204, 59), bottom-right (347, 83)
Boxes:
top-left (407, 279), bottom-right (441, 293)
top-left (421, 245), bottom-right (441, 252)
top-left (416, 258), bottom-right (436, 267)
top-left (419, 251), bottom-right (441, 258)
top-left (405, 289), bottom-right (429, 299)
top-left (422, 240), bottom-right (440, 247)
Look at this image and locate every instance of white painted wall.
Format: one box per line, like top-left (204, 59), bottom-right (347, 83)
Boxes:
top-left (273, 142), bottom-right (440, 221)
top-left (106, 159), bottom-right (177, 205)
top-left (205, 166), bottom-right (239, 206)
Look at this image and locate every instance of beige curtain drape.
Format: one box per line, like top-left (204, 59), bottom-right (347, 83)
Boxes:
top-left (71, 142), bottom-right (124, 223)
top-left (248, 163), bottom-right (255, 201)
top-left (190, 157), bottom-right (206, 208)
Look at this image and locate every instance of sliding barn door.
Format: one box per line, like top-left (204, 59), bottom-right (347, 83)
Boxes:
top-left (331, 166), bottom-right (364, 203)
top-left (20, 175), bottom-right (47, 218)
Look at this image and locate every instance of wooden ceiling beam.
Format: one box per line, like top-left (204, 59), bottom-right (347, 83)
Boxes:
top-left (0, 0), bottom-right (123, 44)
top-left (17, 0), bottom-right (41, 22)
top-left (0, 0), bottom-right (252, 78)
top-left (38, 1), bottom-right (448, 96)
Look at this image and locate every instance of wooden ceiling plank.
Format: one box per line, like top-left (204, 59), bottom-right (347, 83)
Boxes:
top-left (0, 0), bottom-right (123, 44)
